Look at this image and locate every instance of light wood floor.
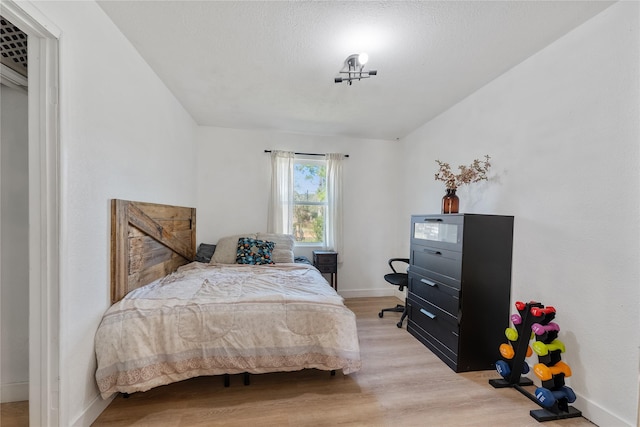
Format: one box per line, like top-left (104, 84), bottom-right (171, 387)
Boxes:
top-left (2, 297), bottom-right (597, 426)
top-left (0, 400), bottom-right (28, 427)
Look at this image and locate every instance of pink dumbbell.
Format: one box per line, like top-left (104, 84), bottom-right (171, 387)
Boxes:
top-left (511, 314), bottom-right (522, 325)
top-left (531, 322), bottom-right (560, 336)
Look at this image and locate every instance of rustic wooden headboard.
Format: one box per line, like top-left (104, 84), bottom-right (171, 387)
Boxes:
top-left (111, 199), bottom-right (196, 303)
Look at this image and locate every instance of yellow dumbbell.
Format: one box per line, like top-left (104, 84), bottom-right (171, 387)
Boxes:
top-left (532, 339), bottom-right (566, 356)
top-left (505, 327), bottom-right (518, 342)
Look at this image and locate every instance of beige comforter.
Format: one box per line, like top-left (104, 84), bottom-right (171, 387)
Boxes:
top-left (95, 262), bottom-right (361, 398)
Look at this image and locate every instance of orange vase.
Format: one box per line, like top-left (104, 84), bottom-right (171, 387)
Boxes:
top-left (441, 188), bottom-right (459, 214)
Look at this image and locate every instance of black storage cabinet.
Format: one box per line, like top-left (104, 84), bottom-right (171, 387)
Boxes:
top-left (407, 214), bottom-right (514, 372)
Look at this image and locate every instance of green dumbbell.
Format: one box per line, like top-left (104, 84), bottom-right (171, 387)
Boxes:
top-left (532, 339), bottom-right (566, 356)
top-left (505, 327), bottom-right (518, 342)
top-left (505, 327), bottom-right (534, 343)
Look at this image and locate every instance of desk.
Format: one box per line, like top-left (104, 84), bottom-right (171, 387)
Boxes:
top-left (312, 250), bottom-right (338, 290)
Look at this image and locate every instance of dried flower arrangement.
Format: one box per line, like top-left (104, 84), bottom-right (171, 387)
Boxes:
top-left (435, 155), bottom-right (491, 190)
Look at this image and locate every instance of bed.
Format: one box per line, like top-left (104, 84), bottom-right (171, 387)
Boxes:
top-left (95, 200), bottom-right (361, 399)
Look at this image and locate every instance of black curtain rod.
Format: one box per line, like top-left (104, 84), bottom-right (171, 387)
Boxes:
top-left (264, 150), bottom-right (349, 158)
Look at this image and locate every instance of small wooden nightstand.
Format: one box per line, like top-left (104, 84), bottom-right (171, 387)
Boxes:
top-left (312, 250), bottom-right (338, 290)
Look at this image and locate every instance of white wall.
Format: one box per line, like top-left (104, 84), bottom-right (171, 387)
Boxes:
top-left (20, 0), bottom-right (638, 425)
top-left (399, 2), bottom-right (639, 426)
top-left (0, 84), bottom-right (29, 403)
top-left (196, 127), bottom-right (406, 298)
top-left (30, 1), bottom-right (199, 425)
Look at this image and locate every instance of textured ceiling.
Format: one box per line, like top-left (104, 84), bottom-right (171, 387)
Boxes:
top-left (97, 1), bottom-right (613, 141)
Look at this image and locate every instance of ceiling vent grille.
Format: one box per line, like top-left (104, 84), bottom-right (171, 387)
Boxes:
top-left (1, 16), bottom-right (27, 77)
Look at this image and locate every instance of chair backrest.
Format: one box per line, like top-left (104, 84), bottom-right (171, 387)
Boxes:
top-left (388, 258), bottom-right (410, 274)
top-left (385, 258), bottom-right (410, 291)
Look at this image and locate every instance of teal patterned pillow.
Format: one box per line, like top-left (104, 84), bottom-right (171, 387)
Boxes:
top-left (236, 238), bottom-right (275, 265)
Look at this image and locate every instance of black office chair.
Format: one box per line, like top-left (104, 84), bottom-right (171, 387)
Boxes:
top-left (378, 258), bottom-right (410, 328)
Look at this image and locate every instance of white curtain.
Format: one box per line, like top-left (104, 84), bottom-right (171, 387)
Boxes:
top-left (325, 153), bottom-right (344, 262)
top-left (267, 150), bottom-right (295, 234)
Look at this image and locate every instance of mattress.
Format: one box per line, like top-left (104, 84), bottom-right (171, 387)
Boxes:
top-left (95, 262), bottom-right (361, 398)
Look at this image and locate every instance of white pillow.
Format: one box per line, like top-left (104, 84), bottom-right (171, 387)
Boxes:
top-left (256, 233), bottom-right (295, 264)
top-left (210, 233), bottom-right (257, 264)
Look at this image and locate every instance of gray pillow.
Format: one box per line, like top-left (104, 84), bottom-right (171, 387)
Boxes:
top-left (210, 234), bottom-right (257, 264)
top-left (256, 233), bottom-right (295, 263)
top-left (195, 243), bottom-right (216, 263)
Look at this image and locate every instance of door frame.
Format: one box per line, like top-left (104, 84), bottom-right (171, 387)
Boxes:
top-left (0, 1), bottom-right (60, 425)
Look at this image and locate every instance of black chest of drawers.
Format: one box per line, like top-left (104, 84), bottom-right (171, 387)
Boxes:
top-left (407, 214), bottom-right (514, 372)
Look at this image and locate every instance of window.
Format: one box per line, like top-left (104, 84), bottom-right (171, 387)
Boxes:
top-left (293, 159), bottom-right (326, 244)
top-left (268, 151), bottom-right (343, 255)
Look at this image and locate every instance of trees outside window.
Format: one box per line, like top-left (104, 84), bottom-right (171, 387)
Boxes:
top-left (293, 160), bottom-right (326, 244)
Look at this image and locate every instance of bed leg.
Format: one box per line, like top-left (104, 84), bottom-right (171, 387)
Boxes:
top-left (330, 370), bottom-right (336, 376)
top-left (223, 374), bottom-right (230, 387)
top-left (243, 372), bottom-right (250, 386)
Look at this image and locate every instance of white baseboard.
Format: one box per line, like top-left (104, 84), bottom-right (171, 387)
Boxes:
top-left (65, 332), bottom-right (631, 427)
top-left (71, 392), bottom-right (114, 427)
top-left (1, 381), bottom-right (28, 403)
top-left (335, 293), bottom-right (632, 425)
top-left (338, 289), bottom-right (403, 299)
top-left (576, 393), bottom-right (634, 427)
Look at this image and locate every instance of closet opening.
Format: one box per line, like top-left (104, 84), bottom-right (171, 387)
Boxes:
top-left (0, 2), bottom-right (60, 425)
top-left (0, 14), bottom-right (29, 425)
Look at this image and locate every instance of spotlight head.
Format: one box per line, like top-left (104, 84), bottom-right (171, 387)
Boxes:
top-left (336, 54), bottom-right (376, 85)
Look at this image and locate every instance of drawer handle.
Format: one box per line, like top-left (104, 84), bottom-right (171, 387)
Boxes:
top-left (420, 308), bottom-right (436, 319)
top-left (423, 248), bottom-right (442, 255)
top-left (420, 278), bottom-right (437, 287)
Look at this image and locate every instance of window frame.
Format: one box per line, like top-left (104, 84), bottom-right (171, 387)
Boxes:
top-left (292, 156), bottom-right (327, 247)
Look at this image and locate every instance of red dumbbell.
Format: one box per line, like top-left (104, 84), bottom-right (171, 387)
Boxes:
top-left (531, 306), bottom-right (556, 317)
top-left (516, 301), bottom-right (543, 312)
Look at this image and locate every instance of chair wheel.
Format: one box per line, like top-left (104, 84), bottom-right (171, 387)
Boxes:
top-left (396, 321), bottom-right (403, 328)
top-left (378, 311), bottom-right (384, 318)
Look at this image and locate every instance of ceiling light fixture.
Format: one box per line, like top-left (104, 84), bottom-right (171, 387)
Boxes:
top-left (334, 53), bottom-right (377, 85)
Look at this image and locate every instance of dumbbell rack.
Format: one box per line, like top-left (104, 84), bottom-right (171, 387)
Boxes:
top-left (489, 301), bottom-right (582, 422)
